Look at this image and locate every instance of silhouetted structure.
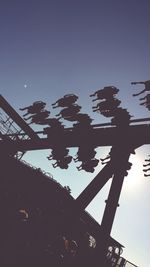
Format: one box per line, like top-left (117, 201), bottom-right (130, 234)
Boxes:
top-left (111, 108), bottom-right (132, 127)
top-left (20, 101), bottom-right (46, 116)
top-left (47, 147), bottom-right (69, 161)
top-left (0, 154), bottom-right (129, 267)
top-left (90, 86), bottom-right (119, 101)
top-left (92, 99), bottom-right (121, 113)
top-left (24, 110), bottom-right (51, 124)
top-left (52, 94), bottom-right (78, 108)
top-left (0, 90), bottom-right (147, 267)
top-left (55, 104), bottom-right (81, 120)
top-left (52, 155), bottom-right (72, 169)
top-left (132, 80), bottom-right (150, 96)
top-left (143, 155), bottom-right (150, 177)
top-left (74, 146), bottom-right (96, 162)
top-left (77, 158), bottom-right (99, 172)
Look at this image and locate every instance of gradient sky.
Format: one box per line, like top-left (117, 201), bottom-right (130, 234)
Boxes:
top-left (1, 1), bottom-right (150, 266)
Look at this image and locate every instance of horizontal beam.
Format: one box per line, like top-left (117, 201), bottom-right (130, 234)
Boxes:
top-left (0, 123), bottom-right (150, 153)
top-left (92, 117), bottom-right (150, 128)
top-left (3, 117), bottom-right (150, 138)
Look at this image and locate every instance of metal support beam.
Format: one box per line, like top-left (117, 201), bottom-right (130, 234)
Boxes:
top-left (75, 162), bottom-right (113, 210)
top-left (99, 152), bottom-right (130, 265)
top-left (0, 95), bottom-right (40, 140)
top-left (101, 171), bottom-right (125, 235)
top-left (0, 123), bottom-right (149, 153)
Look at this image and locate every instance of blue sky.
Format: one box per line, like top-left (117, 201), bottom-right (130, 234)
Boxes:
top-left (0, 1), bottom-right (150, 266)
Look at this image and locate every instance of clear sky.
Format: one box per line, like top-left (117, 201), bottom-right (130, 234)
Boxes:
top-left (0, 1), bottom-right (150, 266)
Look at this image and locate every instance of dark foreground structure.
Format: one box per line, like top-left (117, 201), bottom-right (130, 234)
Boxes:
top-left (1, 90), bottom-right (146, 267)
top-left (0, 155), bottom-right (136, 267)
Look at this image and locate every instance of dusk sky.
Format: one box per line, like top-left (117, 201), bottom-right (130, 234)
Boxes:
top-left (1, 1), bottom-right (150, 266)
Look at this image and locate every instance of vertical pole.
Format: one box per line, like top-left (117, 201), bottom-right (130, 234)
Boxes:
top-left (99, 153), bottom-right (130, 265)
top-left (100, 171), bottom-right (125, 236)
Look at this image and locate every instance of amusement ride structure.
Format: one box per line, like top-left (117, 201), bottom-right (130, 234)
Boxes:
top-left (0, 80), bottom-right (150, 267)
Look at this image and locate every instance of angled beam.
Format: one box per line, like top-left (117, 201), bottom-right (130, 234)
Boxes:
top-left (60, 162), bottom-right (114, 248)
top-left (75, 161), bottom-right (113, 210)
top-left (0, 95), bottom-right (40, 140)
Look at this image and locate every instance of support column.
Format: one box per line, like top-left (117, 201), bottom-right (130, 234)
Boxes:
top-left (99, 152), bottom-right (131, 266)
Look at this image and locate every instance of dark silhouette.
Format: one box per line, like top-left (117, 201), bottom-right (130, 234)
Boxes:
top-left (92, 99), bottom-right (121, 112)
top-left (0, 93), bottom-right (143, 267)
top-left (24, 110), bottom-right (50, 124)
top-left (64, 186), bottom-right (71, 194)
top-left (144, 173), bottom-right (150, 177)
top-left (140, 94), bottom-right (150, 110)
top-left (143, 168), bottom-right (150, 172)
top-left (74, 147), bottom-right (96, 162)
top-left (140, 94), bottom-right (150, 103)
top-left (132, 80), bottom-right (150, 96)
top-left (20, 101), bottom-right (46, 116)
top-left (143, 162), bottom-right (150, 167)
top-left (43, 122), bottom-right (64, 140)
top-left (55, 104), bottom-right (81, 120)
top-left (101, 154), bottom-right (111, 164)
top-left (100, 146), bottom-right (125, 165)
top-left (44, 118), bottom-right (63, 128)
top-left (63, 236), bottom-right (78, 257)
top-left (90, 86), bottom-right (119, 101)
top-left (47, 148), bottom-right (69, 161)
top-left (143, 162), bottom-right (150, 176)
top-left (52, 94), bottom-right (79, 108)
top-left (52, 156), bottom-right (72, 169)
top-left (77, 159), bottom-right (99, 172)
top-left (145, 159), bottom-right (150, 163)
top-left (101, 146), bottom-right (133, 176)
top-left (72, 114), bottom-right (93, 131)
top-left (100, 109), bottom-right (117, 118)
top-left (111, 108), bottom-right (132, 126)
top-left (75, 113), bottom-right (93, 124)
top-left (143, 155), bottom-right (150, 166)
top-left (143, 156), bottom-right (150, 176)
